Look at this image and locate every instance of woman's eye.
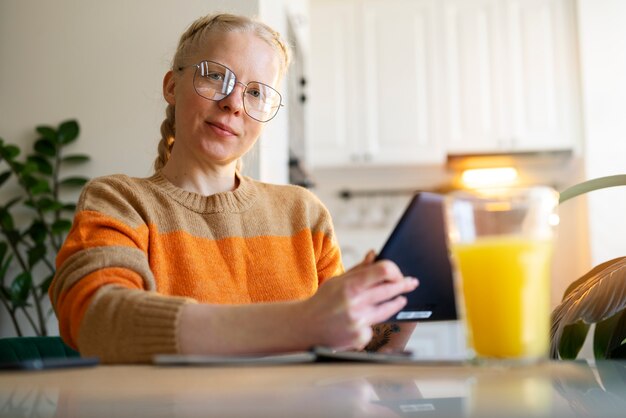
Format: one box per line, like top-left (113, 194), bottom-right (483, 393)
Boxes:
top-left (206, 72), bottom-right (225, 81)
top-left (246, 89), bottom-right (262, 99)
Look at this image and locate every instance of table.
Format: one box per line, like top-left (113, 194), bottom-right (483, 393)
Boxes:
top-left (1, 360), bottom-right (625, 417)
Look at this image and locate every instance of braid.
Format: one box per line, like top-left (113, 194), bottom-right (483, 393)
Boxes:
top-left (154, 104), bottom-right (176, 171)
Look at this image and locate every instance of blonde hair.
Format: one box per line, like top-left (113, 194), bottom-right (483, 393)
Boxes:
top-left (154, 13), bottom-right (292, 172)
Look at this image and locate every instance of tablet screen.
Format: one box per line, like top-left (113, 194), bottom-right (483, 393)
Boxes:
top-left (376, 192), bottom-right (457, 322)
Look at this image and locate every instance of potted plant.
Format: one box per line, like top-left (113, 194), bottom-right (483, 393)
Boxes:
top-left (551, 174), bottom-right (626, 359)
top-left (0, 119), bottom-right (89, 336)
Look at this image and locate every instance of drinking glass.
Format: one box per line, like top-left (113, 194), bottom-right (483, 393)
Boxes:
top-left (444, 186), bottom-right (559, 365)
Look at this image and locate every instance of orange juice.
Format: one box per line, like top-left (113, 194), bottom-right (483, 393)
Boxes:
top-left (452, 237), bottom-right (552, 359)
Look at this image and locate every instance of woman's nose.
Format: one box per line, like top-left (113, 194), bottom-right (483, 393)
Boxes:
top-left (218, 82), bottom-right (245, 115)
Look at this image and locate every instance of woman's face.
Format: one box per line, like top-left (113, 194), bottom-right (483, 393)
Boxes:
top-left (164, 30), bottom-right (281, 170)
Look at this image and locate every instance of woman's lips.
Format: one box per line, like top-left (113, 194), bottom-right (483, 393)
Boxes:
top-left (206, 121), bottom-right (237, 137)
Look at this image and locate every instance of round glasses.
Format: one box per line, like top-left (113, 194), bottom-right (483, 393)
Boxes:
top-left (178, 60), bottom-right (283, 123)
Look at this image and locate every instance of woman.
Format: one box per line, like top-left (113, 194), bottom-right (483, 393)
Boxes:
top-left (49, 13), bottom-right (418, 363)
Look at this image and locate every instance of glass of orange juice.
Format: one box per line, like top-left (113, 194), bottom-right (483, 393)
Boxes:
top-left (444, 187), bottom-right (559, 365)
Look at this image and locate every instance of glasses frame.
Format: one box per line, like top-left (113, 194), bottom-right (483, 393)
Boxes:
top-left (178, 60), bottom-right (284, 123)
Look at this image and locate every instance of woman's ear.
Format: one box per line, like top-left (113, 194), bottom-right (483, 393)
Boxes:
top-left (163, 70), bottom-right (176, 105)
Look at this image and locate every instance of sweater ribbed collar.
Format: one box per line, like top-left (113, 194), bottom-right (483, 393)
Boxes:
top-left (148, 170), bottom-right (257, 214)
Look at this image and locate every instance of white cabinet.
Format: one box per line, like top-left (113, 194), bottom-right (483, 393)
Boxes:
top-left (442, 0), bottom-right (581, 153)
top-left (307, 0), bottom-right (445, 167)
top-left (307, 0), bottom-right (581, 169)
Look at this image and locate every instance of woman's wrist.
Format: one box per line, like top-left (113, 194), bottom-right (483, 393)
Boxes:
top-left (178, 300), bottom-right (319, 355)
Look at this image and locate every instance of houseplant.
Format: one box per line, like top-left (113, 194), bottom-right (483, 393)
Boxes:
top-left (0, 119), bottom-right (89, 336)
top-left (551, 174), bottom-right (626, 359)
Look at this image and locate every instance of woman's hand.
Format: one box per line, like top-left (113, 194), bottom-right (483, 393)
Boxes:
top-left (300, 251), bottom-right (419, 351)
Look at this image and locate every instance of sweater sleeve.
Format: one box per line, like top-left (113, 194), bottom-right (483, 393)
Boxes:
top-left (305, 190), bottom-right (345, 282)
top-left (49, 177), bottom-right (194, 363)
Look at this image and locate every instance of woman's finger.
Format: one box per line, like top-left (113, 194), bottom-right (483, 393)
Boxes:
top-left (353, 277), bottom-right (418, 307)
top-left (347, 260), bottom-right (404, 291)
top-left (362, 250), bottom-right (376, 265)
top-left (365, 295), bottom-right (409, 325)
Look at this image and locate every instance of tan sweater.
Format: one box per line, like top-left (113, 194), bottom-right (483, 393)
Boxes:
top-left (49, 171), bottom-right (343, 363)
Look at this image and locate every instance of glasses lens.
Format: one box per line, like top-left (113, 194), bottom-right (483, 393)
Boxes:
top-left (194, 61), bottom-right (235, 100)
top-left (243, 82), bottom-right (282, 122)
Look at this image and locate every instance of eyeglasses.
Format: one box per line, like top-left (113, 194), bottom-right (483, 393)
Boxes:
top-left (178, 60), bottom-right (283, 123)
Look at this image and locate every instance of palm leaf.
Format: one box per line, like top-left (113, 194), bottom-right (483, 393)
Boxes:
top-left (550, 257), bottom-right (626, 358)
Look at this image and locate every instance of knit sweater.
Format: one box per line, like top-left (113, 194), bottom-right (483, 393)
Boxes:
top-left (49, 171), bottom-right (343, 363)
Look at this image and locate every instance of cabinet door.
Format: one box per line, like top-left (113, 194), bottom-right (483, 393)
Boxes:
top-left (361, 0), bottom-right (444, 164)
top-left (502, 0), bottom-right (580, 151)
top-left (307, 0), bottom-right (360, 167)
top-left (444, 0), bottom-right (580, 154)
top-left (442, 0), bottom-right (505, 153)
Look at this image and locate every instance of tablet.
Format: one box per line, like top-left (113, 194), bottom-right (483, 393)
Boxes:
top-left (376, 192), bottom-right (457, 322)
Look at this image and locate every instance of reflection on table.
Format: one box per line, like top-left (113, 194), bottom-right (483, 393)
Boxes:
top-left (1, 360), bottom-right (625, 417)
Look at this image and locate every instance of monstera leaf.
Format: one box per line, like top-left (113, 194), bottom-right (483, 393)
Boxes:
top-left (551, 174), bottom-right (626, 359)
top-left (551, 257), bottom-right (626, 359)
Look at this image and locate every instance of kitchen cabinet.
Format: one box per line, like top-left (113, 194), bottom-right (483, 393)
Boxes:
top-left (307, 0), bottom-right (444, 167)
top-left (306, 0), bottom-right (581, 168)
top-left (442, 0), bottom-right (581, 153)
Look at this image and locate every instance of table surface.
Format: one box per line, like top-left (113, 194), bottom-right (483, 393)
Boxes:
top-left (1, 359), bottom-right (625, 417)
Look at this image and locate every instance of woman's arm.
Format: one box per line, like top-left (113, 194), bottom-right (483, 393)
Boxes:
top-left (179, 259), bottom-right (419, 355)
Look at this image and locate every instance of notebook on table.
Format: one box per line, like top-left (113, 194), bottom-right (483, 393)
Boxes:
top-left (153, 347), bottom-right (465, 366)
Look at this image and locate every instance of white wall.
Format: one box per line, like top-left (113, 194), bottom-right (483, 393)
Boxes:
top-left (0, 0), bottom-right (279, 180)
top-left (577, 0), bottom-right (626, 265)
top-left (0, 0), bottom-right (293, 337)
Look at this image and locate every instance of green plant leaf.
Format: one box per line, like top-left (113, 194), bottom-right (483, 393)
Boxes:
top-left (0, 254), bottom-right (13, 286)
top-left (0, 170), bottom-right (12, 187)
top-left (0, 208), bottom-right (15, 230)
top-left (62, 203), bottom-right (77, 212)
top-left (11, 161), bottom-right (24, 174)
top-left (36, 125), bottom-right (58, 143)
top-left (27, 244), bottom-right (46, 269)
top-left (0, 286), bottom-right (12, 305)
top-left (558, 321), bottom-right (590, 359)
top-left (606, 310), bottom-right (626, 359)
top-left (21, 161), bottom-right (39, 176)
top-left (560, 174), bottom-right (626, 204)
top-left (26, 220), bottom-right (47, 244)
top-left (26, 155), bottom-right (53, 175)
top-left (51, 219), bottom-right (72, 234)
top-left (59, 176), bottom-right (88, 187)
top-left (34, 138), bottom-right (57, 157)
top-left (594, 311), bottom-right (624, 359)
top-left (23, 176), bottom-right (51, 195)
top-left (29, 197), bottom-right (64, 212)
top-left (58, 120), bottom-right (79, 144)
top-left (30, 180), bottom-right (51, 195)
top-left (0, 242), bottom-right (7, 263)
top-left (610, 343), bottom-right (626, 358)
top-left (39, 273), bottom-right (55, 294)
top-left (62, 154), bottom-right (90, 164)
top-left (5, 230), bottom-right (20, 246)
top-left (550, 257), bottom-right (626, 358)
top-left (10, 272), bottom-right (32, 307)
top-left (0, 144), bottom-right (20, 161)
